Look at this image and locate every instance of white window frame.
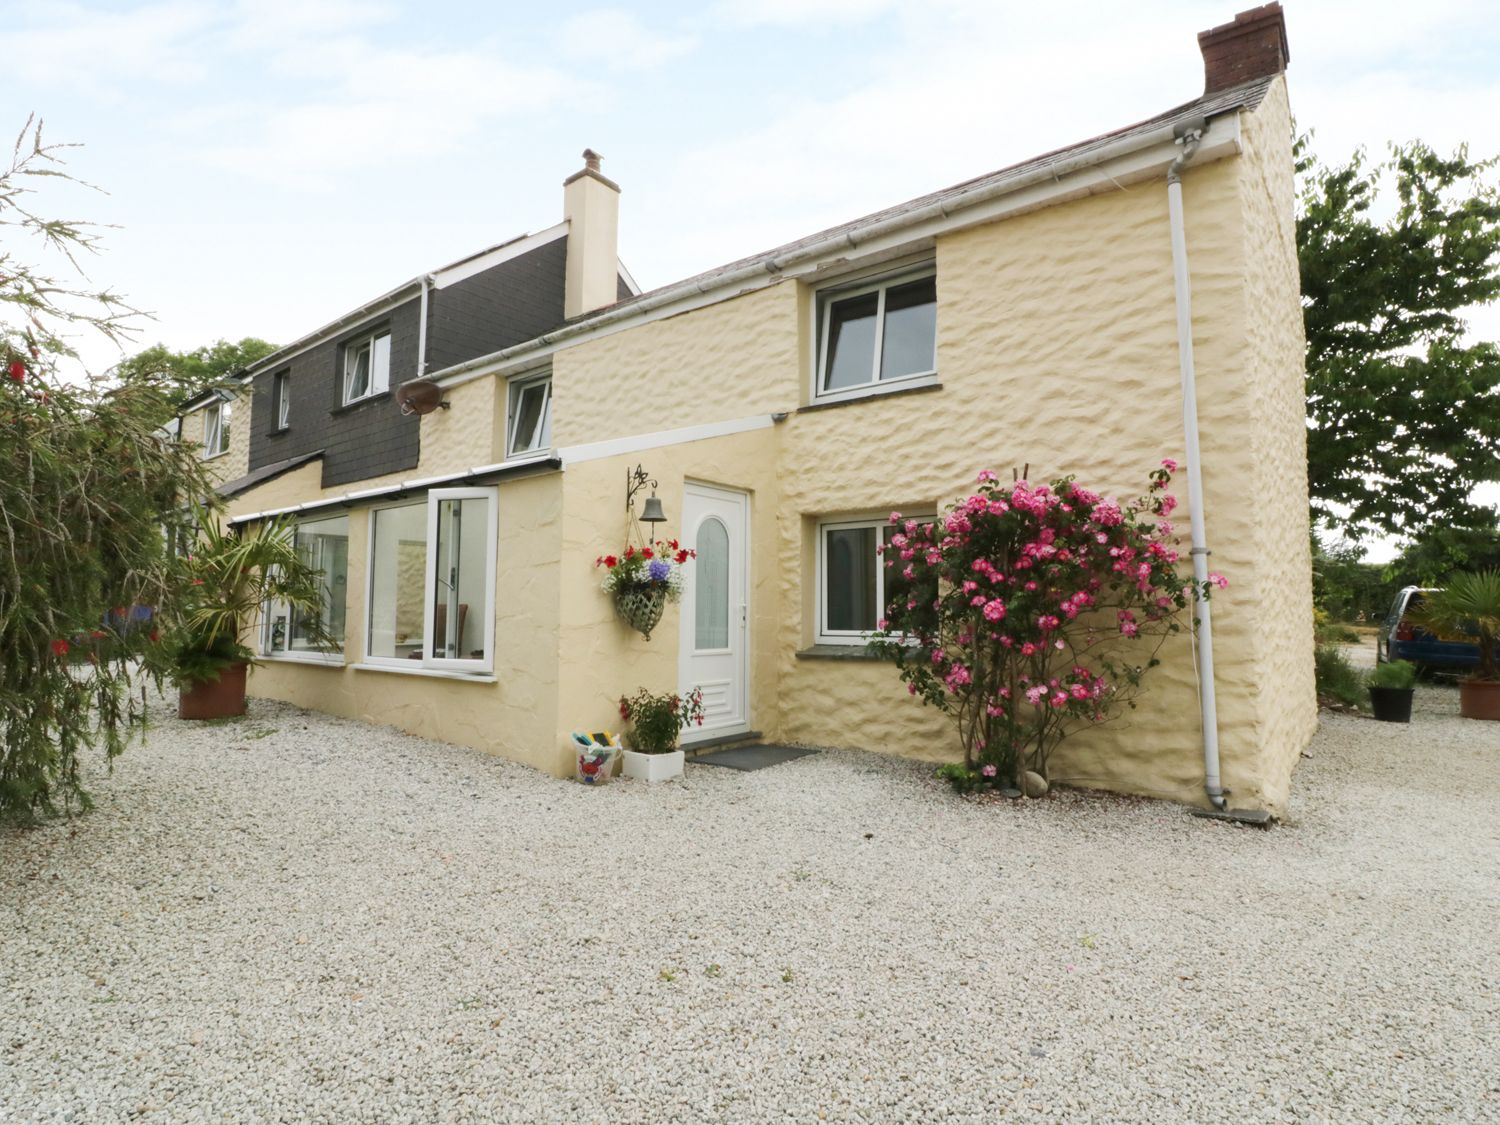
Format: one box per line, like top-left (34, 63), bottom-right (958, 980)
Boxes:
top-left (363, 487), bottom-right (498, 675)
top-left (342, 328), bottom-right (391, 405)
top-left (261, 514), bottom-right (348, 664)
top-left (201, 400), bottom-right (229, 459)
top-left (813, 263), bottom-right (938, 404)
top-left (273, 371), bottom-right (291, 430)
top-left (505, 370), bottom-right (553, 460)
top-left (815, 514), bottom-right (932, 645)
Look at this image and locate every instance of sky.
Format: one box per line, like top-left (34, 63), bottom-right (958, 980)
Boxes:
top-left (7, 0), bottom-right (1500, 558)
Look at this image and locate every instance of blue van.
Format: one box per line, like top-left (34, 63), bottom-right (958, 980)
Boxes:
top-left (1377, 587), bottom-right (1480, 669)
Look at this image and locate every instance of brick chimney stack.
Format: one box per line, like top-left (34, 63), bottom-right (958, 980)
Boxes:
top-left (1198, 4), bottom-right (1290, 95)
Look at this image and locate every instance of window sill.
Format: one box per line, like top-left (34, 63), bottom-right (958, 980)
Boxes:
top-left (502, 448), bottom-right (555, 467)
top-left (796, 644), bottom-right (885, 661)
top-left (352, 662), bottom-right (497, 683)
top-left (268, 426), bottom-right (290, 437)
top-left (331, 391), bottom-right (391, 416)
top-left (259, 651), bottom-right (343, 666)
top-left (201, 450), bottom-right (230, 461)
top-left (800, 377), bottom-right (941, 414)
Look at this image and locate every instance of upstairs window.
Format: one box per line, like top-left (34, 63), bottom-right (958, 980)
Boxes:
top-left (202, 400), bottom-right (230, 459)
top-left (506, 372), bottom-right (552, 458)
top-left (343, 329), bottom-right (391, 404)
top-left (272, 371), bottom-right (290, 430)
top-left (817, 267), bottom-right (937, 399)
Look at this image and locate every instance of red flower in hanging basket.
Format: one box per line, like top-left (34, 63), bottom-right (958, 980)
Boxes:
top-left (50, 638), bottom-right (69, 657)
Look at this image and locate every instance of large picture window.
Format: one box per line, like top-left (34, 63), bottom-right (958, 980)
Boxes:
top-left (816, 267), bottom-right (937, 399)
top-left (343, 329), bottom-right (391, 404)
top-left (816, 516), bottom-right (931, 645)
top-left (366, 488), bottom-right (497, 674)
top-left (262, 514), bottom-right (349, 659)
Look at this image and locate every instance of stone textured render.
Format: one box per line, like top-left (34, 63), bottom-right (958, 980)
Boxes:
top-left (233, 72), bottom-right (1314, 813)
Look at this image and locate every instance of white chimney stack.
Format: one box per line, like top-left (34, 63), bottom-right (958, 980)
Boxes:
top-left (563, 148), bottom-right (621, 320)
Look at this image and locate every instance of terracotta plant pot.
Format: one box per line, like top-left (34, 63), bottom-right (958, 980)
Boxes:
top-left (1458, 679), bottom-right (1500, 720)
top-left (178, 661), bottom-right (248, 720)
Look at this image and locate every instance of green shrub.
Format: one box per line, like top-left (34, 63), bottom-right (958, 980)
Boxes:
top-left (1314, 643), bottom-right (1365, 708)
top-left (1313, 608), bottom-right (1361, 645)
top-left (1367, 659), bottom-right (1417, 690)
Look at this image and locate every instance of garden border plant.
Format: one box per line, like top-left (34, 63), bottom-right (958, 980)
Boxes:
top-left (1, 117), bottom-right (218, 819)
top-left (870, 463), bottom-right (1221, 793)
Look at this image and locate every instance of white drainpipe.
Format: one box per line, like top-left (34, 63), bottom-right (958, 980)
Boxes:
top-left (417, 274), bottom-right (433, 378)
top-left (1166, 119), bottom-right (1227, 811)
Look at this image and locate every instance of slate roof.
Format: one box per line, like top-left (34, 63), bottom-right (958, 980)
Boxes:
top-left (591, 77), bottom-right (1276, 324)
top-left (216, 451), bottom-right (323, 498)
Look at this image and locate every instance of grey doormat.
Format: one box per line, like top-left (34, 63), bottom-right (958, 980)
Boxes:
top-left (690, 744), bottom-right (818, 772)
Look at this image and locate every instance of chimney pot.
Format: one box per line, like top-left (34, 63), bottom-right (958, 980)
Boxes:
top-left (583, 148), bottom-right (602, 173)
top-left (1197, 3), bottom-right (1290, 96)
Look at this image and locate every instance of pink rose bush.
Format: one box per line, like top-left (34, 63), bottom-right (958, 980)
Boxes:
top-left (869, 462), bottom-right (1222, 792)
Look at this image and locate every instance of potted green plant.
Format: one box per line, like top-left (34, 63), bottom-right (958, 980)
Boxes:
top-left (595, 539), bottom-right (695, 640)
top-left (1410, 571), bottom-right (1500, 720)
top-left (1366, 659), bottom-right (1416, 723)
top-left (617, 687), bottom-right (706, 782)
top-left (171, 513), bottom-right (334, 720)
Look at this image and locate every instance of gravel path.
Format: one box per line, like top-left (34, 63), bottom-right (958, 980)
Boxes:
top-left (3, 688), bottom-right (1497, 1123)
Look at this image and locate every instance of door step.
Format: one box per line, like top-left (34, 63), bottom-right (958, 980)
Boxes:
top-left (682, 730), bottom-right (763, 756)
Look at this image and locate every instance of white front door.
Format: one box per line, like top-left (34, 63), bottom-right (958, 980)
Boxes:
top-left (679, 483), bottom-right (750, 743)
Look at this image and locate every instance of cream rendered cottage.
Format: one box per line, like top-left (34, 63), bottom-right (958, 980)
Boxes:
top-left (201, 5), bottom-right (1315, 813)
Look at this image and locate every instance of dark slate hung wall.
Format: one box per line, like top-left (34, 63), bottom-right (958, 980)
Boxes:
top-left (248, 296), bottom-right (423, 489)
top-left (423, 236), bottom-right (569, 373)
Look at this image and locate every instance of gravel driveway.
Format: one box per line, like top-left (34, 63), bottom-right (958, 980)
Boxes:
top-left (3, 687), bottom-right (1497, 1122)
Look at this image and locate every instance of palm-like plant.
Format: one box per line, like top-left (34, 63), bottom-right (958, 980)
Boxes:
top-left (172, 513), bottom-right (335, 685)
top-left (1410, 570), bottom-right (1500, 681)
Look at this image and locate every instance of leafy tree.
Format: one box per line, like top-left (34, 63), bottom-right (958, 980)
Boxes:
top-left (1299, 138), bottom-right (1500, 540)
top-left (1310, 534), bottom-right (1396, 623)
top-left (114, 336), bottom-right (277, 424)
top-left (1, 118), bottom-right (214, 820)
top-left (1389, 521), bottom-right (1500, 587)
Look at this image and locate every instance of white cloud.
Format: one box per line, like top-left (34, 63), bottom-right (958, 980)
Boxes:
top-left (559, 9), bottom-right (698, 71)
top-left (713, 0), bottom-right (900, 28)
top-left (6, 1), bottom-right (222, 93)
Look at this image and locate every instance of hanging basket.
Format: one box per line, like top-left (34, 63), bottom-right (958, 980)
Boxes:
top-left (614, 583), bottom-right (669, 640)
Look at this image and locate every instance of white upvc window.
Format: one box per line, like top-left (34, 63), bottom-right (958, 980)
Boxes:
top-left (273, 370), bottom-right (291, 430)
top-left (505, 371), bottom-right (552, 458)
top-left (343, 329), bottom-right (391, 404)
top-left (202, 400), bottom-right (230, 459)
top-left (815, 265), bottom-right (937, 401)
top-left (262, 513), bottom-right (349, 660)
top-left (816, 515), bottom-right (931, 645)
top-left (365, 488), bottom-right (498, 674)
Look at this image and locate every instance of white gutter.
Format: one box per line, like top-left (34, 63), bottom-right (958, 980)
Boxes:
top-left (226, 456), bottom-right (560, 525)
top-left (421, 112), bottom-right (1244, 391)
top-left (1166, 119), bottom-right (1227, 811)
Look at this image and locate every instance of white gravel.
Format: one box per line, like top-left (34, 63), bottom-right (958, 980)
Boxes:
top-left (3, 686), bottom-right (1497, 1123)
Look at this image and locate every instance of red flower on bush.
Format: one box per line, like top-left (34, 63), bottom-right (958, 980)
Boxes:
top-left (6, 359), bottom-right (24, 383)
top-left (50, 638), bottom-right (69, 657)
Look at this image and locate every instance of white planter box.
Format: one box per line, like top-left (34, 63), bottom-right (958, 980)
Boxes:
top-left (621, 748), bottom-right (684, 783)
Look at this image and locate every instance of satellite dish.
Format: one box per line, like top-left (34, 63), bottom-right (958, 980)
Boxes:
top-left (396, 380), bottom-right (450, 417)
